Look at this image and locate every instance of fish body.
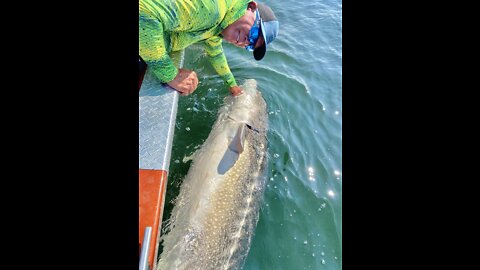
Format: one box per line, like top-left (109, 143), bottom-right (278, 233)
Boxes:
top-left (157, 79), bottom-right (268, 270)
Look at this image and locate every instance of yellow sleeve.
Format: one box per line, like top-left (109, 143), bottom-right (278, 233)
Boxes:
top-left (203, 36), bottom-right (237, 88)
top-left (139, 13), bottom-right (178, 83)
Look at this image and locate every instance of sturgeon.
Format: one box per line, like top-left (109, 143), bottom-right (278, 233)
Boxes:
top-left (157, 79), bottom-right (268, 270)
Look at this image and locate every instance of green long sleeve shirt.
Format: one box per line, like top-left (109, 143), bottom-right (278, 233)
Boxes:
top-left (139, 0), bottom-right (250, 88)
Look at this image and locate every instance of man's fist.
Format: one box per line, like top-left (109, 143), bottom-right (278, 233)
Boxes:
top-left (167, 69), bottom-right (199, 95)
top-left (229, 86), bottom-right (244, 96)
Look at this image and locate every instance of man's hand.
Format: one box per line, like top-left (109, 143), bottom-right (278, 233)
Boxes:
top-left (167, 69), bottom-right (199, 96)
top-left (229, 86), bottom-right (244, 96)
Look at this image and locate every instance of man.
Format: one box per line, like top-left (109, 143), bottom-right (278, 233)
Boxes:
top-left (139, 0), bottom-right (279, 96)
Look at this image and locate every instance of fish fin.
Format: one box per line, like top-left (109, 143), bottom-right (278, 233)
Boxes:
top-left (229, 124), bottom-right (246, 154)
top-left (217, 149), bottom-right (239, 175)
top-left (217, 124), bottom-right (247, 174)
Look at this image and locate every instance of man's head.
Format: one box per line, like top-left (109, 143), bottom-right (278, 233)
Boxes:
top-left (221, 1), bottom-right (279, 61)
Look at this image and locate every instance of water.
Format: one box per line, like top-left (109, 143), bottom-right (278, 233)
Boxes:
top-left (160, 0), bottom-right (342, 269)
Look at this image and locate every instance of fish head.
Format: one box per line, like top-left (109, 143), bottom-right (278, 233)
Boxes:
top-left (224, 79), bottom-right (267, 127)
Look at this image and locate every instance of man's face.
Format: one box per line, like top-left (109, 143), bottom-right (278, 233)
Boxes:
top-left (221, 9), bottom-right (265, 49)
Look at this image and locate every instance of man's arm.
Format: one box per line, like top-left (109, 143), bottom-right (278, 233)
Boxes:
top-left (139, 14), bottom-right (178, 83)
top-left (139, 14), bottom-right (198, 94)
top-left (203, 36), bottom-right (242, 95)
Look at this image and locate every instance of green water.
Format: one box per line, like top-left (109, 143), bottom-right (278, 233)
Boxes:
top-left (161, 0), bottom-right (341, 269)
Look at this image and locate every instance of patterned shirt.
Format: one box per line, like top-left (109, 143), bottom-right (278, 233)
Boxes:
top-left (139, 0), bottom-right (250, 88)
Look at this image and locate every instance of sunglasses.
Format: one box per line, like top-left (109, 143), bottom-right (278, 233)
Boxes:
top-left (245, 10), bottom-right (261, 52)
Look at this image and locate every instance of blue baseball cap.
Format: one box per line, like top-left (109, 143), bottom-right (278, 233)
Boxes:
top-left (253, 3), bottom-right (279, 61)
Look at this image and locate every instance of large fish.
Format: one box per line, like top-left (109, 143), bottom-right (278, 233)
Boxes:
top-left (157, 79), bottom-right (268, 270)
